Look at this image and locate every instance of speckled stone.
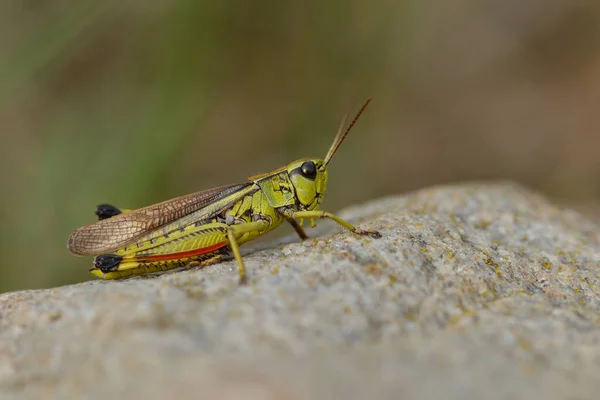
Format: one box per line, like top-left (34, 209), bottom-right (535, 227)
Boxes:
top-left (1, 182), bottom-right (599, 399)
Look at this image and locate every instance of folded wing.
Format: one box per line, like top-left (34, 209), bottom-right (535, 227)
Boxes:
top-left (68, 183), bottom-right (253, 255)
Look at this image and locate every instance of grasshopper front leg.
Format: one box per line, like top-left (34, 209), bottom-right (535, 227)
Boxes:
top-left (282, 209), bottom-right (381, 239)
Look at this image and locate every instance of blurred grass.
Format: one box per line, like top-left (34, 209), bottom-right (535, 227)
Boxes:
top-left (1, 0), bottom-right (599, 292)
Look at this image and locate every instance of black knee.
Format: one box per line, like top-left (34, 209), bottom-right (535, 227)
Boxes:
top-left (94, 254), bottom-right (123, 272)
top-left (95, 204), bottom-right (122, 220)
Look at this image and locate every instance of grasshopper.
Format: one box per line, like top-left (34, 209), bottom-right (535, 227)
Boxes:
top-left (68, 99), bottom-right (380, 284)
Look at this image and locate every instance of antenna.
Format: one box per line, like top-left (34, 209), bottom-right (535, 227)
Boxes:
top-left (323, 98), bottom-right (372, 166)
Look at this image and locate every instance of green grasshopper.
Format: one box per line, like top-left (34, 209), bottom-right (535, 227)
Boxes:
top-left (68, 99), bottom-right (380, 284)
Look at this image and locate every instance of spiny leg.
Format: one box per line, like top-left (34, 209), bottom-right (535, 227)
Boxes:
top-left (282, 210), bottom-right (381, 238)
top-left (91, 253), bottom-right (225, 280)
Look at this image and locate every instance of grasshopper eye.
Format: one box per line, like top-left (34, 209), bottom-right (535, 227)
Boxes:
top-left (300, 161), bottom-right (317, 180)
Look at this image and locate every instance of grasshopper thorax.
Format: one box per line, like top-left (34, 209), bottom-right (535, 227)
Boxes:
top-left (287, 158), bottom-right (328, 211)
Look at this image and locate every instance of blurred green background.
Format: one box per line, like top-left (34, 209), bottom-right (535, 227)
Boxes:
top-left (1, 0), bottom-right (600, 293)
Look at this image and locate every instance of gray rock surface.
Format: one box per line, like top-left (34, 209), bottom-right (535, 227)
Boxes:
top-left (1, 182), bottom-right (600, 399)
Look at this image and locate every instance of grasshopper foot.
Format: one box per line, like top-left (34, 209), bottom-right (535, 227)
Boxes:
top-left (186, 261), bottom-right (201, 270)
top-left (354, 228), bottom-right (382, 239)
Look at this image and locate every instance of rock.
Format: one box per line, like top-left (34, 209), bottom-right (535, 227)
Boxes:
top-left (1, 182), bottom-right (599, 399)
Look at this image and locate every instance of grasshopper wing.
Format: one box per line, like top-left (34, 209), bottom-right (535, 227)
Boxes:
top-left (68, 183), bottom-right (253, 255)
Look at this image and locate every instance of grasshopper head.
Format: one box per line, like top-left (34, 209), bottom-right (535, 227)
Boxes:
top-left (287, 98), bottom-right (371, 211)
top-left (288, 158), bottom-right (328, 210)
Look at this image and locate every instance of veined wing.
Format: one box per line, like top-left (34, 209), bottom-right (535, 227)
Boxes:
top-left (68, 182), bottom-right (256, 255)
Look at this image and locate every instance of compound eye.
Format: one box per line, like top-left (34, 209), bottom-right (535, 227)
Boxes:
top-left (300, 161), bottom-right (317, 180)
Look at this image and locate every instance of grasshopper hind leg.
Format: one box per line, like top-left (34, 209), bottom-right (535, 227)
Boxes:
top-left (88, 220), bottom-right (270, 283)
top-left (90, 253), bottom-right (226, 280)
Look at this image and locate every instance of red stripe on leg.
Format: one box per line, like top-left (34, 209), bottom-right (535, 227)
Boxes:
top-left (134, 242), bottom-right (228, 262)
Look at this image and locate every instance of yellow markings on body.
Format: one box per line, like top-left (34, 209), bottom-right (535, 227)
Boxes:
top-left (68, 99), bottom-right (380, 284)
